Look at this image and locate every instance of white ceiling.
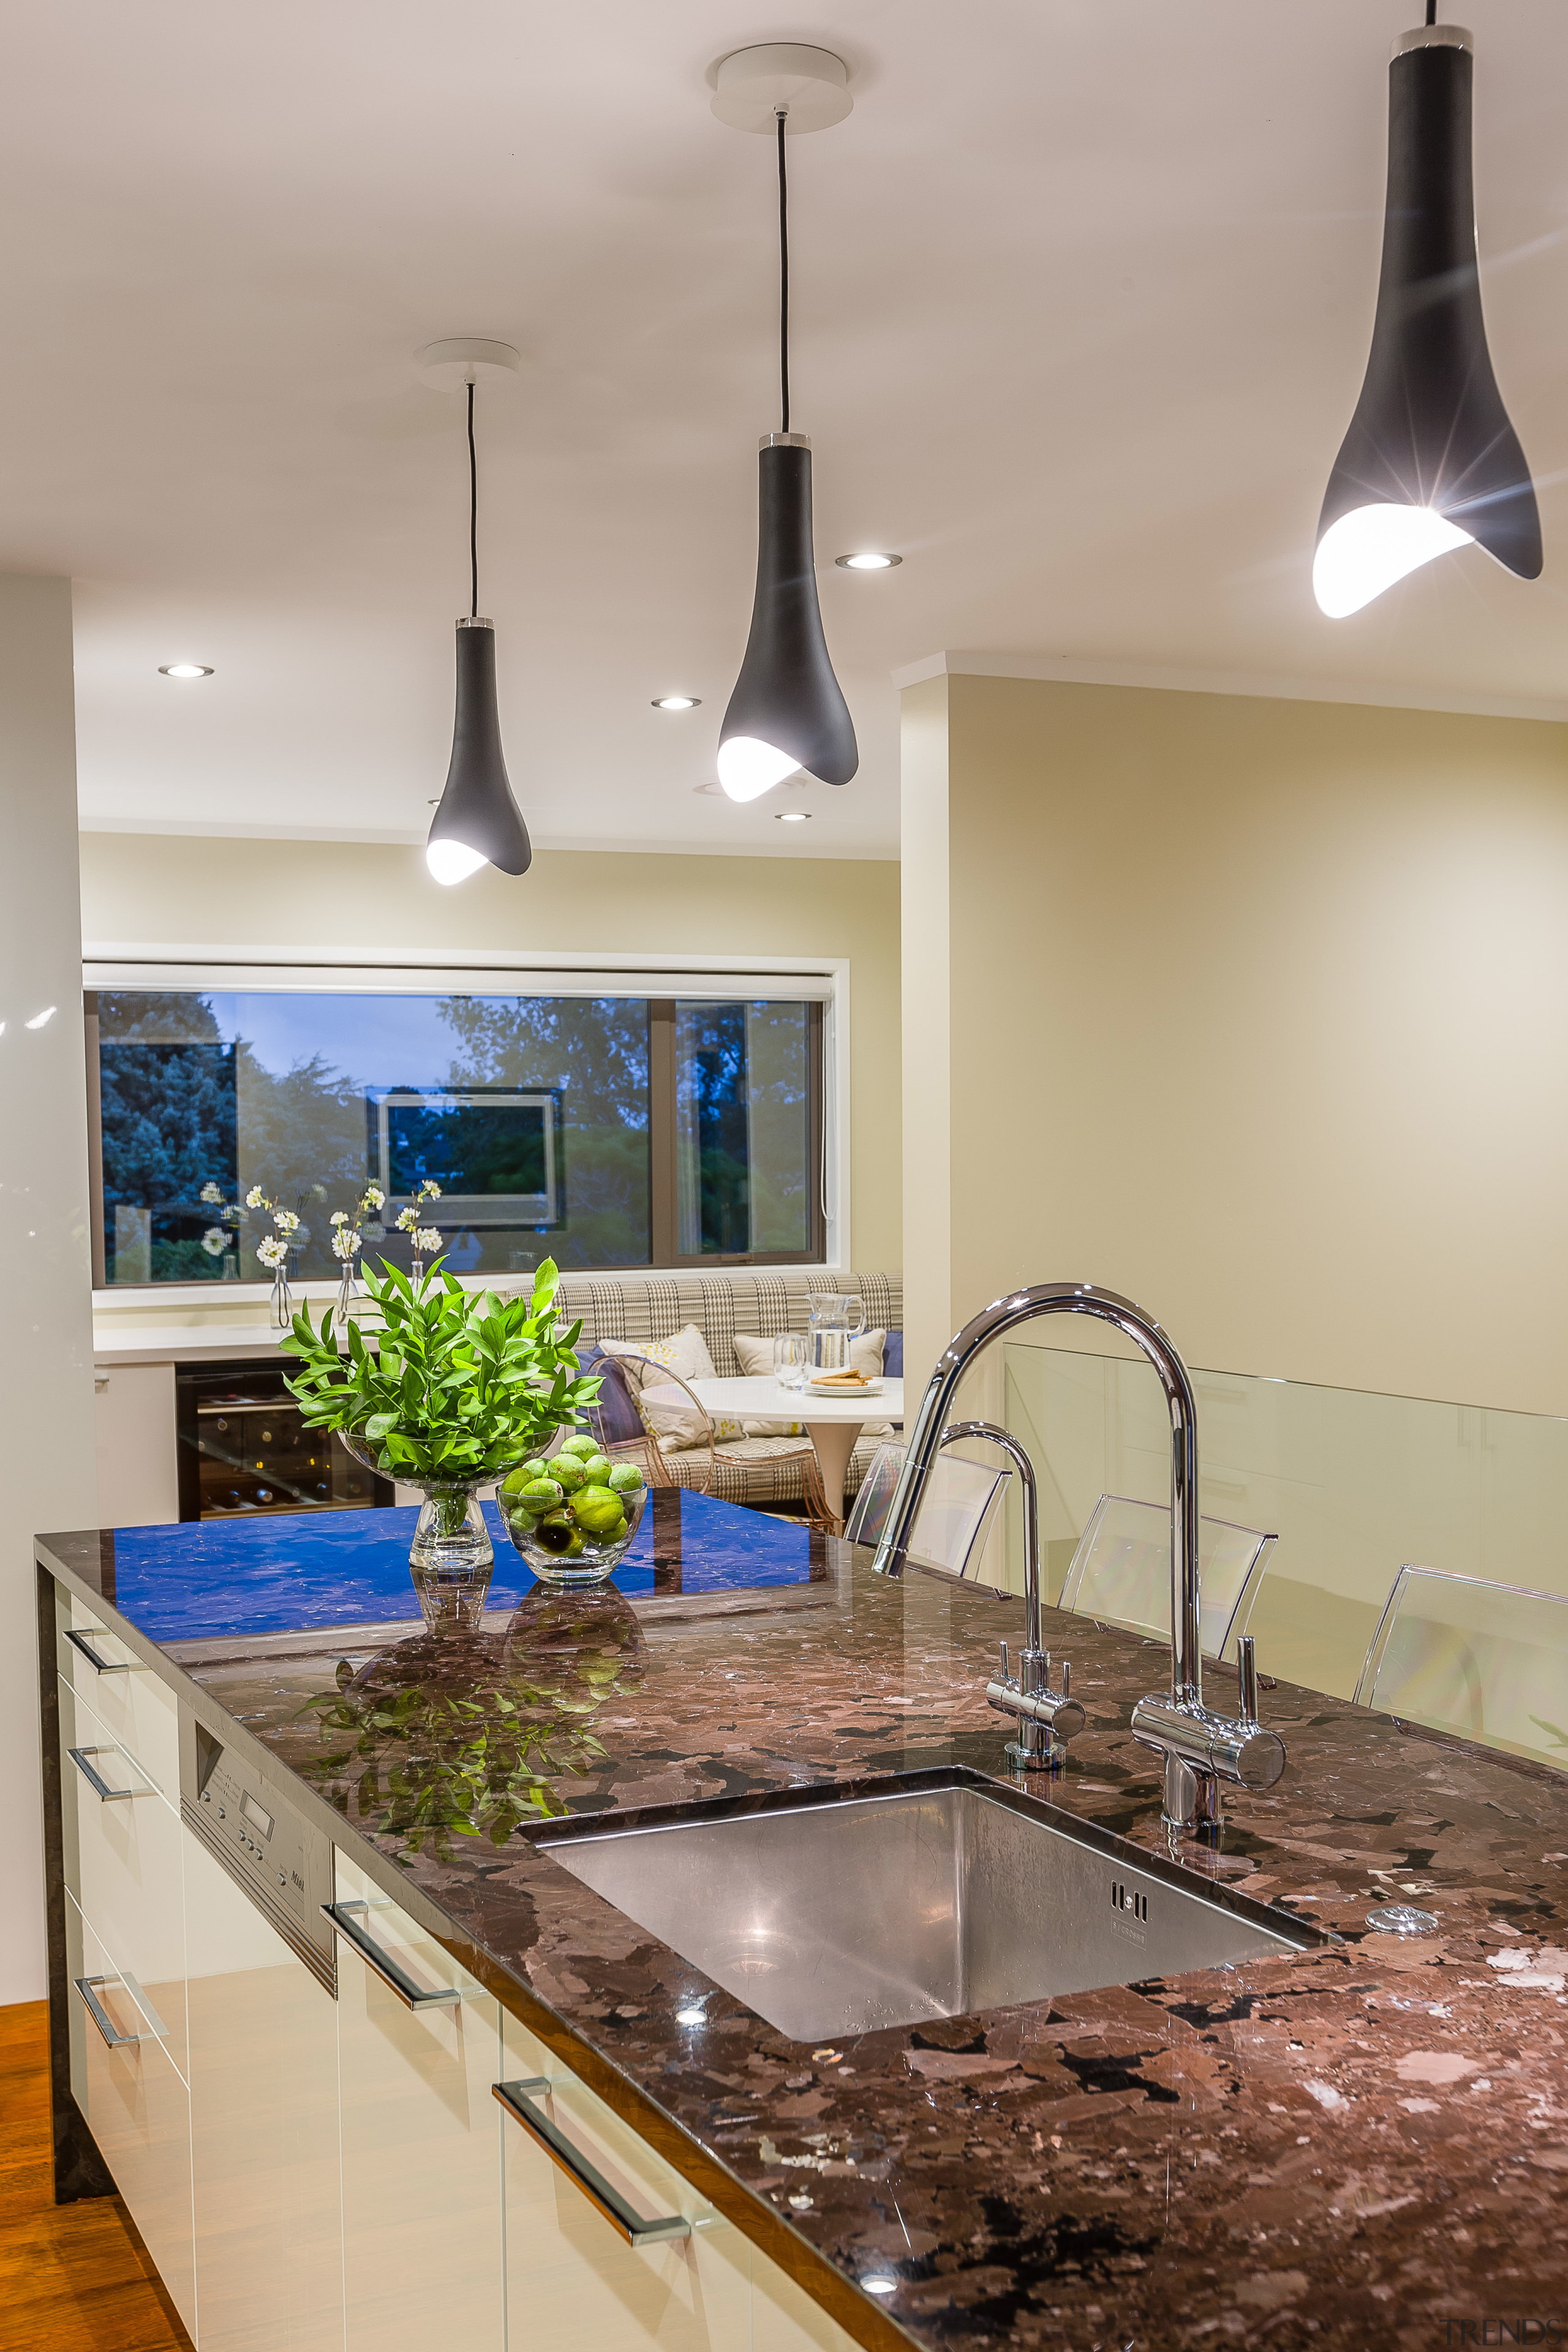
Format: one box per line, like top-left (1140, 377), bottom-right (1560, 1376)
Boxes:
top-left (8, 1), bottom-right (1568, 862)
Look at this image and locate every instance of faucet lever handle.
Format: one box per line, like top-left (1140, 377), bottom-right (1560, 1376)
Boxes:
top-left (998, 1642), bottom-right (1012, 1687)
top-left (1059, 1658), bottom-right (1070, 1699)
top-left (1237, 1634), bottom-right (1259, 1725)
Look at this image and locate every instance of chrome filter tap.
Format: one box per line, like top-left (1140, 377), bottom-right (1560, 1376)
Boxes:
top-left (871, 1284), bottom-right (1286, 1836)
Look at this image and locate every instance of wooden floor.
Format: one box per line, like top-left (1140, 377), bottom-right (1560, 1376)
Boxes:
top-left (0, 2000), bottom-right (186, 2351)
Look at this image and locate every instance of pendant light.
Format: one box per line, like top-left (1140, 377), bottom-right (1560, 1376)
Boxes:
top-left (712, 45), bottom-right (858, 803)
top-left (1314, 9), bottom-right (1540, 619)
top-left (423, 349), bottom-right (531, 884)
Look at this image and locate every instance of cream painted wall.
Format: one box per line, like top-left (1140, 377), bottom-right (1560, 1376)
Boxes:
top-left (902, 672), bottom-right (1568, 1423)
top-left (78, 832), bottom-right (902, 1270)
top-left (2, 576), bottom-right (96, 2002)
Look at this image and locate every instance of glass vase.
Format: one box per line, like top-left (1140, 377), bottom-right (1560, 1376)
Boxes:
top-left (268, 1261), bottom-right (294, 1330)
top-left (407, 1483), bottom-right (494, 1630)
top-left (337, 1431), bottom-right (541, 1632)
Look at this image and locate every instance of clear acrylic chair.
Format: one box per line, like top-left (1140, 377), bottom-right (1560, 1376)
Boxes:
top-left (1057, 1493), bottom-right (1276, 1665)
top-left (1353, 1566), bottom-right (1568, 1770)
top-left (843, 1441), bottom-right (1010, 1581)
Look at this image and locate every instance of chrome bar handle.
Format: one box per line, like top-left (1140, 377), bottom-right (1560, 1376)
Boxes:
top-left (494, 2078), bottom-right (692, 2248)
top-left (322, 1901), bottom-right (462, 2010)
top-left (1237, 1634), bottom-right (1259, 1725)
top-left (75, 1974), bottom-right (149, 2049)
top-left (64, 1626), bottom-right (134, 1675)
top-left (69, 1746), bottom-right (139, 1802)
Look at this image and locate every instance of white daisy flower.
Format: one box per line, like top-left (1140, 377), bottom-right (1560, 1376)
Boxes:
top-left (395, 1207), bottom-right (419, 1232)
top-left (256, 1235), bottom-right (288, 1269)
top-left (273, 1209), bottom-right (301, 1234)
top-left (413, 1227), bottom-right (442, 1254)
top-left (201, 1227), bottom-right (227, 1255)
top-left (361, 1185), bottom-right (385, 1212)
top-left (420, 1180), bottom-right (442, 1200)
top-left (199, 1182), bottom-right (224, 1205)
top-left (330, 1208), bottom-right (349, 1226)
top-left (246, 1186), bottom-right (266, 1209)
top-left (331, 1228), bottom-right (360, 1261)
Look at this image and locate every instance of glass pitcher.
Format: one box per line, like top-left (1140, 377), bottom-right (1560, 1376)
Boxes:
top-left (807, 1293), bottom-right (867, 1379)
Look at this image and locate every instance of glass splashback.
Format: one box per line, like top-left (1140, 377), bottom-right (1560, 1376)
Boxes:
top-left (1002, 1340), bottom-right (1568, 1708)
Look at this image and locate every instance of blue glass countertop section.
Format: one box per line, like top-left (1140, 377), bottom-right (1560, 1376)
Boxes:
top-left (101, 1489), bottom-right (820, 1643)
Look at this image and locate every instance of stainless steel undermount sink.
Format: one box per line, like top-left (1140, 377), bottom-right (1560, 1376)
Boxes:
top-left (539, 1770), bottom-right (1322, 2044)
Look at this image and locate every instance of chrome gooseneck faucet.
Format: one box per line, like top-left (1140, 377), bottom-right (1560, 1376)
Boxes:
top-left (870, 1283), bottom-right (1286, 1836)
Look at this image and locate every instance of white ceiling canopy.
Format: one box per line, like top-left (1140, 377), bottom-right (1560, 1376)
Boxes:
top-left (2, 1), bottom-right (1564, 861)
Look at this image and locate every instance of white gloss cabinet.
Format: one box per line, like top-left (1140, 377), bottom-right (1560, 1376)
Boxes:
top-left (497, 2009), bottom-right (752, 2352)
top-left (184, 1830), bottom-right (344, 2352)
top-left (333, 1849), bottom-right (505, 2350)
top-left (67, 1893), bottom-right (199, 2338)
top-left (59, 1675), bottom-right (191, 2081)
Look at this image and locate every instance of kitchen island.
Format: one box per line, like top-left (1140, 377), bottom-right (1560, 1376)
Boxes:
top-left (37, 1494), bottom-right (1568, 2351)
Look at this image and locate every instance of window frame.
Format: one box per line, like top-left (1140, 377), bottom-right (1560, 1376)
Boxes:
top-left (82, 949), bottom-right (850, 1295)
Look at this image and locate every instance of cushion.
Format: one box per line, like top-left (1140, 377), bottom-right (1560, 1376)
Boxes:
top-left (884, 1328), bottom-right (903, 1379)
top-left (601, 1323), bottom-right (718, 1385)
top-left (601, 1327), bottom-right (743, 1446)
top-left (576, 1344), bottom-right (643, 1449)
top-left (637, 1380), bottom-right (726, 1450)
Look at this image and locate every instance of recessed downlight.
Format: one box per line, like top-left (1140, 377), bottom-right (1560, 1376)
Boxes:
top-left (834, 552), bottom-right (901, 570)
top-left (158, 662), bottom-right (214, 678)
top-left (862, 2277), bottom-right (899, 2297)
top-left (653, 695), bottom-right (702, 710)
top-left (776, 810), bottom-right (811, 822)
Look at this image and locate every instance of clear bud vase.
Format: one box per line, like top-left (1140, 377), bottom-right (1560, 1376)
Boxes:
top-left (333, 1262), bottom-right (361, 1332)
top-left (408, 1483), bottom-right (494, 1630)
top-left (269, 1260), bottom-right (294, 1331)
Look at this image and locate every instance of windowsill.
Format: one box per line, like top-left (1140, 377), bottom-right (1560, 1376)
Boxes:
top-left (92, 1264), bottom-right (846, 1313)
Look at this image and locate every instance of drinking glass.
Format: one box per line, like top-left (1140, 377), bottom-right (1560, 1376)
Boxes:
top-left (772, 1333), bottom-right (809, 1389)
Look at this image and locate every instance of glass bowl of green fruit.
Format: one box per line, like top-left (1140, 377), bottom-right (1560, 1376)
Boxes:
top-left (497, 1436), bottom-right (649, 1588)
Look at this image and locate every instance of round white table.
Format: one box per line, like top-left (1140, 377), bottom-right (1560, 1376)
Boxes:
top-left (690, 1376), bottom-right (905, 1531)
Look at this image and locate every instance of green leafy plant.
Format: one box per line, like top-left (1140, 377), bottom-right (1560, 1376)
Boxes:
top-left (279, 1256), bottom-right (600, 1484)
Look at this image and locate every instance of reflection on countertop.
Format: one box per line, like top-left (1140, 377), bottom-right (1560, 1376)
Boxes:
top-left (39, 1501), bottom-right (1568, 2350)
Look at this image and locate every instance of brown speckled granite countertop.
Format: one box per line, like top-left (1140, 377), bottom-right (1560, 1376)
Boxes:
top-left (41, 1528), bottom-right (1568, 2351)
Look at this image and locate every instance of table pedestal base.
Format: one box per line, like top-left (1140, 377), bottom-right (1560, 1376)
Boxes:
top-left (804, 1420), bottom-right (865, 1533)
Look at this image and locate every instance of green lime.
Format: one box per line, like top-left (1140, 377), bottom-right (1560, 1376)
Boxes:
top-left (513, 1477), bottom-right (564, 1514)
top-left (549, 1455), bottom-right (587, 1492)
top-left (559, 1433), bottom-right (600, 1460)
top-left (607, 1461), bottom-right (644, 1493)
top-left (577, 1453), bottom-right (612, 1487)
top-left (534, 1514), bottom-right (584, 1557)
top-left (502, 1462), bottom-right (548, 1495)
top-left (571, 1486), bottom-right (626, 1538)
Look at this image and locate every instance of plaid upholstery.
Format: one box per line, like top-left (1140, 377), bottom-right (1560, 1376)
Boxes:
top-left (541, 1271), bottom-right (902, 1507)
top-left (649, 1432), bottom-right (891, 1507)
top-left (548, 1271), bottom-right (900, 1376)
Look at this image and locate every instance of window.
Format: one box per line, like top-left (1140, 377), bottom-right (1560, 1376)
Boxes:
top-left (87, 981), bottom-right (826, 1286)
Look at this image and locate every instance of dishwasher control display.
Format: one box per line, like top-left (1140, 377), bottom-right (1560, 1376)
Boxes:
top-left (240, 1790), bottom-right (273, 1841)
top-left (181, 1714), bottom-right (336, 1995)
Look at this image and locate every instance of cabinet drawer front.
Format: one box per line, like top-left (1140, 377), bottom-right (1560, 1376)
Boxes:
top-left (499, 2011), bottom-right (749, 2351)
top-left (60, 1676), bottom-right (189, 2082)
top-left (67, 1896), bottom-right (198, 2342)
top-left (334, 1852), bottom-right (503, 2351)
top-left (57, 1586), bottom-right (179, 1796)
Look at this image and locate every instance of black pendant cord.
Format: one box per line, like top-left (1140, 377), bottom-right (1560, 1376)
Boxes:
top-left (1426, 0), bottom-right (1436, 23)
top-left (777, 108), bottom-right (790, 435)
top-left (466, 377), bottom-right (479, 619)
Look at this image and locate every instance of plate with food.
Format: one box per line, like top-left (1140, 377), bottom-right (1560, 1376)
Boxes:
top-left (805, 1372), bottom-right (884, 1396)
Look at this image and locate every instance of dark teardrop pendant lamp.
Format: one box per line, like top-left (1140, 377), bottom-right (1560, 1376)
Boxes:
top-left (717, 89), bottom-right (857, 802)
top-left (426, 377), bottom-right (532, 884)
top-left (1314, 9), bottom-right (1541, 618)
